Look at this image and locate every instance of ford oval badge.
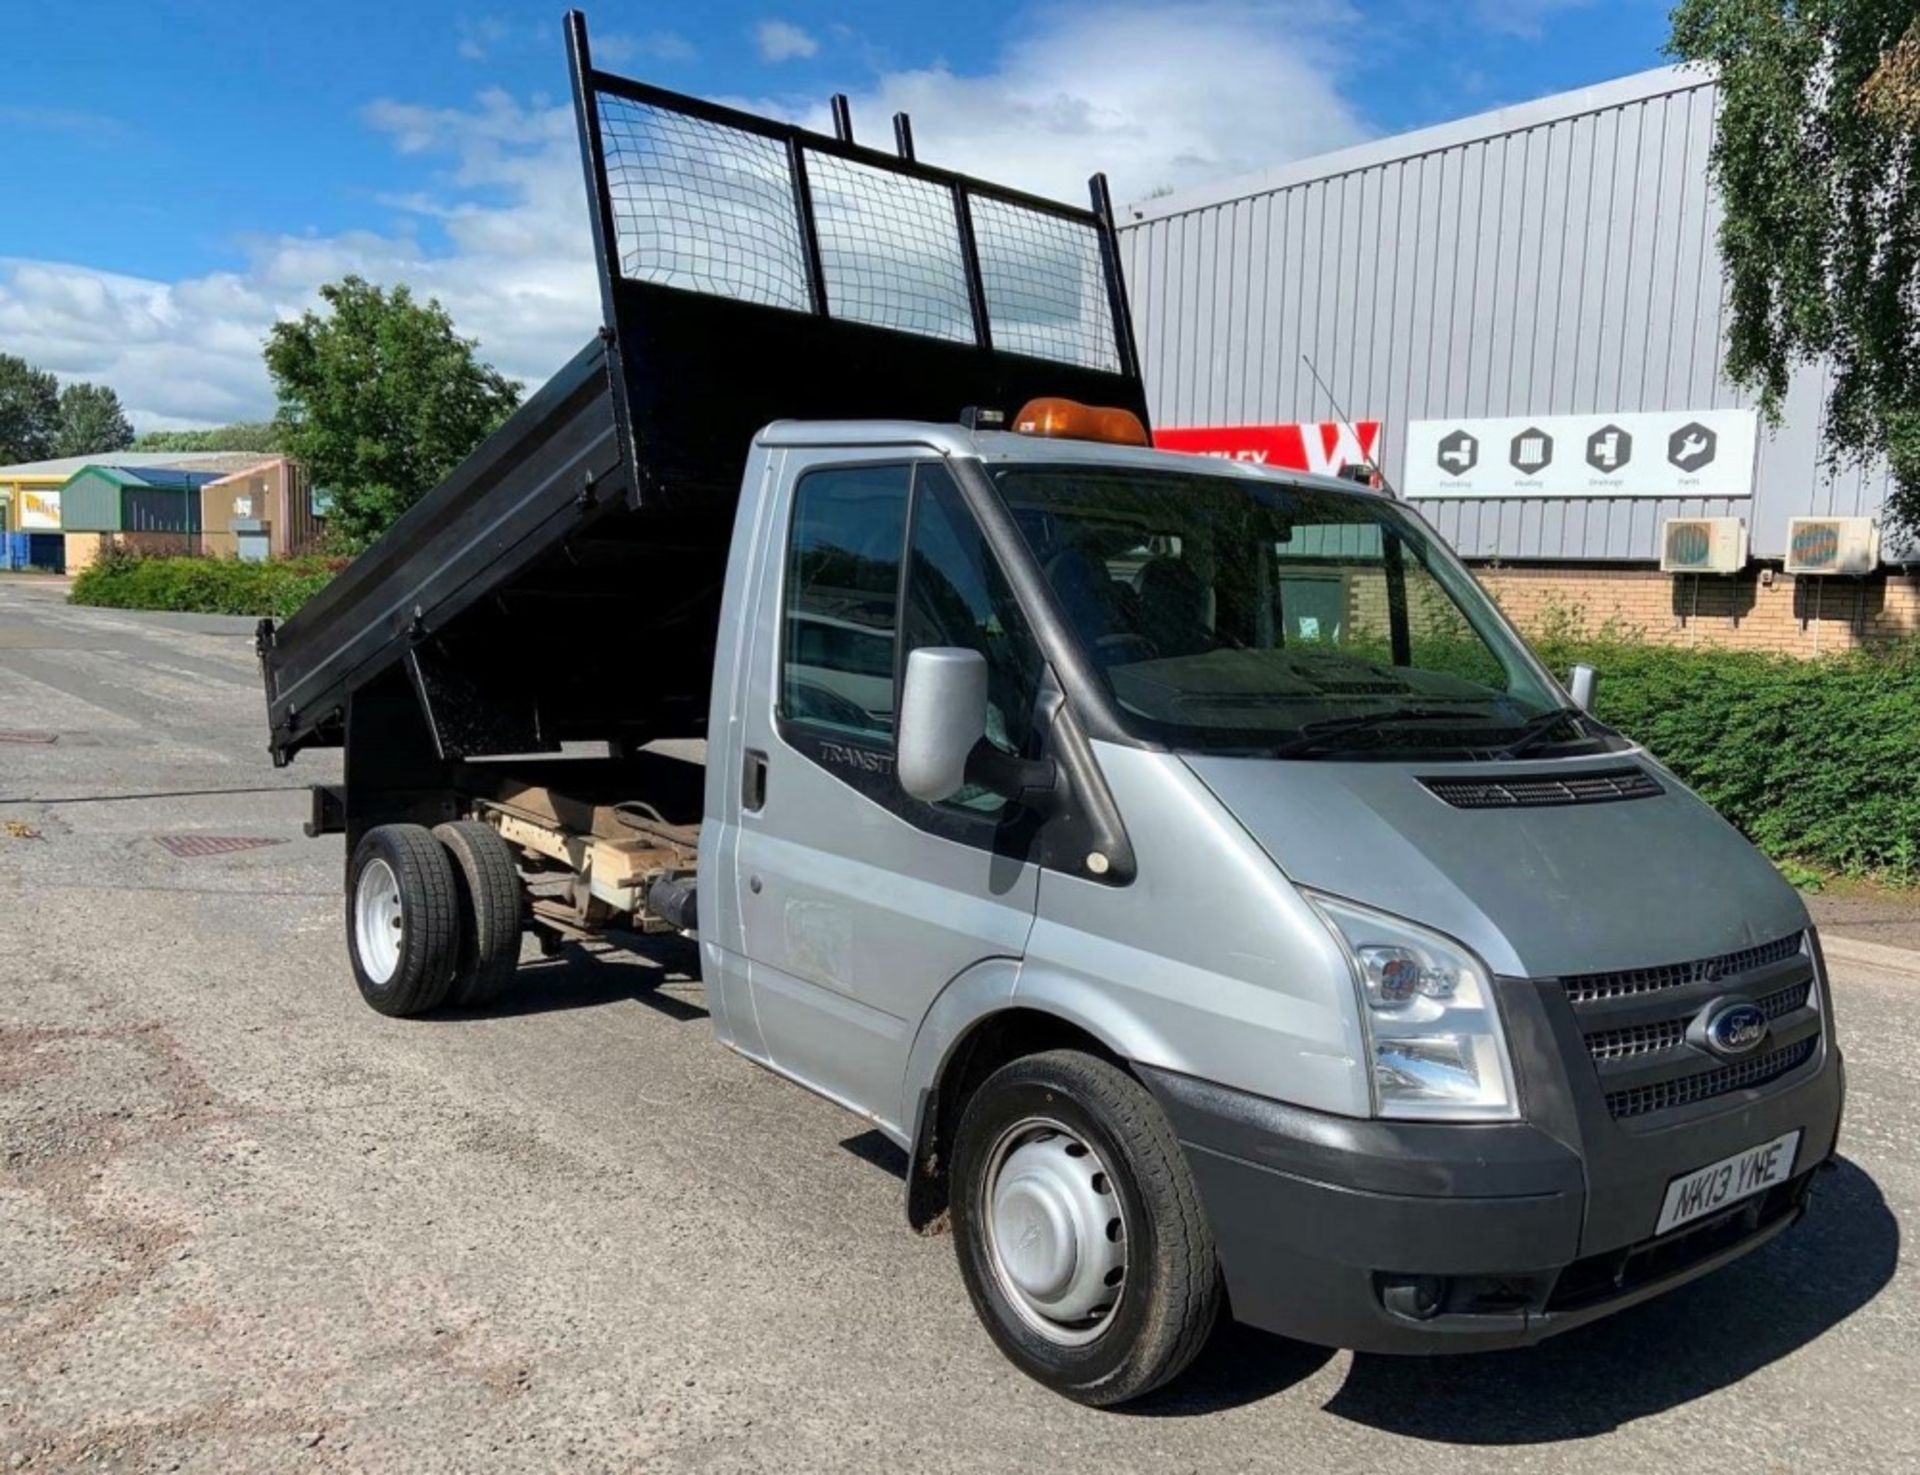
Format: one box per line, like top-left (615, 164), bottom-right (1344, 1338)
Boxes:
top-left (1705, 1001), bottom-right (1769, 1057)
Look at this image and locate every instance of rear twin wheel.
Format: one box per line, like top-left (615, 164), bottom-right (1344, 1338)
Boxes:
top-left (346, 821), bottom-right (525, 1016)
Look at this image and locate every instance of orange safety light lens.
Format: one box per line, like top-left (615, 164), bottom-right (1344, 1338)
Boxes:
top-left (1012, 397), bottom-right (1149, 447)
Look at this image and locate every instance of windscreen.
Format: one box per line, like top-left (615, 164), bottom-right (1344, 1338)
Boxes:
top-left (996, 466), bottom-right (1617, 761)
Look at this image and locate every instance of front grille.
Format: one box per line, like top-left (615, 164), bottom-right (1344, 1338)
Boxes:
top-left (1564, 933), bottom-right (1804, 1004)
top-left (1586, 1018), bottom-right (1688, 1062)
top-left (1604, 1038), bottom-right (1817, 1120)
top-left (1583, 978), bottom-right (1814, 1063)
top-left (1422, 767), bottom-right (1661, 810)
top-left (1552, 932), bottom-right (1821, 1122)
top-left (1761, 979), bottom-right (1813, 1019)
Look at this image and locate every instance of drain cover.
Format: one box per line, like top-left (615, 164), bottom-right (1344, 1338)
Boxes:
top-left (154, 834), bottom-right (287, 858)
top-left (0, 732), bottom-right (57, 744)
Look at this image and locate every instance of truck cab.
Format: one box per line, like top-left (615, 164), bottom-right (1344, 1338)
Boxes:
top-left (259, 10), bottom-right (1843, 1407)
top-left (698, 411), bottom-right (1840, 1398)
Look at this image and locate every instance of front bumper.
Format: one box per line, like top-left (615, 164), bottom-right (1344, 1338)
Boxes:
top-left (1138, 1042), bottom-right (1845, 1355)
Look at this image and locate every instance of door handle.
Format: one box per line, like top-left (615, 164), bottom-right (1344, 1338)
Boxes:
top-left (742, 748), bottom-right (768, 812)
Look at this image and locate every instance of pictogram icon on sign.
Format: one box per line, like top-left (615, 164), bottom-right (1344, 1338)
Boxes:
top-left (1437, 429), bottom-right (1478, 475)
top-left (1668, 422), bottom-right (1718, 473)
top-left (1510, 428), bottom-right (1553, 475)
top-left (1586, 424), bottom-right (1632, 473)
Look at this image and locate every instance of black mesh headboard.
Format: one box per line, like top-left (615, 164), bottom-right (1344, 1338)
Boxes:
top-left (563, 9), bottom-right (1147, 507)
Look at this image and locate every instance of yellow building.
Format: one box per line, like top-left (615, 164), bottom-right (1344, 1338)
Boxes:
top-left (0, 459), bottom-right (73, 570)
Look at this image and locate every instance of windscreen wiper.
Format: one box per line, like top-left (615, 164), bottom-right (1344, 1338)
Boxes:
top-left (1266, 708), bottom-right (1467, 758)
top-left (1491, 707), bottom-right (1608, 759)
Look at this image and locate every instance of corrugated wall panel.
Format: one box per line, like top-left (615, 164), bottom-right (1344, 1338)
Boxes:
top-left (1122, 72), bottom-right (1896, 562)
top-left (58, 471), bottom-right (124, 532)
top-left (124, 487), bottom-right (199, 535)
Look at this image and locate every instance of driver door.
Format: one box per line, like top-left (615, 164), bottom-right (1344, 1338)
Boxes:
top-left (729, 452), bottom-right (1045, 1134)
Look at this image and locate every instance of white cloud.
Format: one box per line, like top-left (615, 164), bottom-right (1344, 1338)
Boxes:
top-left (597, 29), bottom-right (697, 64)
top-left (2, 2), bottom-right (1370, 428)
top-left (770, 2), bottom-right (1370, 206)
top-left (755, 19), bottom-right (820, 63)
top-left (1471, 0), bottom-right (1595, 40)
top-left (455, 15), bottom-right (512, 62)
top-left (0, 89), bottom-right (597, 430)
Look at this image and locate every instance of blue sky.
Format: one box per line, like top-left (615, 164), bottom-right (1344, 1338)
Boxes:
top-left (0, 0), bottom-right (1677, 429)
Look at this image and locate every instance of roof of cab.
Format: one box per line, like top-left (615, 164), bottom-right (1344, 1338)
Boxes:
top-left (753, 419), bottom-right (1388, 499)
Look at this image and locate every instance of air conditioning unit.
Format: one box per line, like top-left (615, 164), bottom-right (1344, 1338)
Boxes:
top-left (1785, 516), bottom-right (1880, 575)
top-left (1660, 517), bottom-right (1748, 574)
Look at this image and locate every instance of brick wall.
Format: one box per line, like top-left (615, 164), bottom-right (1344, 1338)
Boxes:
top-left (1473, 564), bottom-right (1920, 656)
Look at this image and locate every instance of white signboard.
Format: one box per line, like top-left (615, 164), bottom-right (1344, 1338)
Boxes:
top-left (19, 489), bottom-right (61, 529)
top-left (1405, 409), bottom-right (1758, 499)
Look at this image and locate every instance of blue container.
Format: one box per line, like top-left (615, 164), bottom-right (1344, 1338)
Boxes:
top-left (4, 532), bottom-right (64, 572)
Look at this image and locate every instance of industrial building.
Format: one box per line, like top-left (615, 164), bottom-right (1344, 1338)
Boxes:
top-left (198, 457), bottom-right (320, 561)
top-left (1120, 65), bottom-right (1917, 655)
top-left (0, 451), bottom-right (303, 572)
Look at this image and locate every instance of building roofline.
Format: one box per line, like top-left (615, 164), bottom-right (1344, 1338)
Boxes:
top-left (1123, 62), bottom-right (1712, 227)
top-left (0, 450), bottom-right (278, 479)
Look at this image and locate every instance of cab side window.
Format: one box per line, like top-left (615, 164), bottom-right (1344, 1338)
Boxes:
top-left (781, 464), bottom-right (909, 743)
top-left (902, 464), bottom-right (1043, 812)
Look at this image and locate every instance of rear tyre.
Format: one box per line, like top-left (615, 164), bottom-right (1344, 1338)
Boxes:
top-left (432, 820), bottom-right (526, 1008)
top-left (346, 825), bottom-right (459, 1017)
top-left (951, 1049), bottom-right (1221, 1407)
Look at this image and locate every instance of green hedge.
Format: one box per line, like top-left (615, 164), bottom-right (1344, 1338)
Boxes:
top-left (69, 552), bottom-right (340, 620)
top-left (1530, 635), bottom-right (1920, 884)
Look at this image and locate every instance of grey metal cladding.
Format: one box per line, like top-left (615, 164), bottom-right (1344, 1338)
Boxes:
top-left (1119, 68), bottom-right (1894, 562)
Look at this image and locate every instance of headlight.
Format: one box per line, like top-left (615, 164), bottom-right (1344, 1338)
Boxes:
top-left (1306, 892), bottom-right (1517, 1121)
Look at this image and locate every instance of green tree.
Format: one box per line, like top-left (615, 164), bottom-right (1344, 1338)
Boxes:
top-left (0, 354), bottom-right (61, 464)
top-left (133, 422), bottom-right (285, 454)
top-left (54, 382), bottom-right (134, 458)
top-left (264, 276), bottom-right (521, 544)
top-left (1669, 3), bottom-right (1920, 542)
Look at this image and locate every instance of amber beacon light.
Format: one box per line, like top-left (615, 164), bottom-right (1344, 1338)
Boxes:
top-left (1012, 398), bottom-right (1150, 447)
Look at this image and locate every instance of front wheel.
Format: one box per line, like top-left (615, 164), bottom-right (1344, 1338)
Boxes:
top-left (951, 1049), bottom-right (1221, 1406)
top-left (346, 824), bottom-right (458, 1017)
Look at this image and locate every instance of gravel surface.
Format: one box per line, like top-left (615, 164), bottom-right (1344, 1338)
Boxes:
top-left (1, 577), bottom-right (1914, 1471)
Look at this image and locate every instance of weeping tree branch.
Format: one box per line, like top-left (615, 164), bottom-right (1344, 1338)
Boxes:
top-left (1670, 1), bottom-right (1920, 547)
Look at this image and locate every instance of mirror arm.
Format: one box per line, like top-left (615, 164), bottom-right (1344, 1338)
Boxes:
top-left (964, 742), bottom-right (1059, 812)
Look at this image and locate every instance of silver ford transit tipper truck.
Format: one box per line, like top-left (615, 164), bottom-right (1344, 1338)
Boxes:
top-left (258, 10), bottom-right (1844, 1407)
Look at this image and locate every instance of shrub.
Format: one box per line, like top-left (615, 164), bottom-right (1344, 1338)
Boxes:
top-left (69, 551), bottom-right (341, 620)
top-left (1529, 634), bottom-right (1920, 884)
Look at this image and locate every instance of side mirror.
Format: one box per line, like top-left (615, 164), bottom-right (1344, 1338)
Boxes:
top-left (1568, 662), bottom-right (1598, 712)
top-left (897, 647), bottom-right (988, 804)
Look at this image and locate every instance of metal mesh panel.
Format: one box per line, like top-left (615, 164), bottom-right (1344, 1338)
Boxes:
top-left (968, 197), bottom-right (1120, 372)
top-left (1422, 768), bottom-right (1662, 809)
top-left (597, 94), bottom-right (812, 311)
top-left (806, 151), bottom-right (974, 343)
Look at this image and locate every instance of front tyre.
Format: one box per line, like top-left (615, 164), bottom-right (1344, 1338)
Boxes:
top-left (951, 1049), bottom-right (1221, 1406)
top-left (346, 824), bottom-right (458, 1017)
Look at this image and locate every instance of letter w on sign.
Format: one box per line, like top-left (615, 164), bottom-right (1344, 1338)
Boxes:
top-left (1154, 421), bottom-right (1382, 476)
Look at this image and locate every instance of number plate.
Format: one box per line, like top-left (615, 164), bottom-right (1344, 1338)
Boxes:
top-left (1654, 1130), bottom-right (1801, 1236)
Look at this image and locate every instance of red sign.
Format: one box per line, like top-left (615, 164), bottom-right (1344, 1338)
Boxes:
top-left (1155, 421), bottom-right (1382, 477)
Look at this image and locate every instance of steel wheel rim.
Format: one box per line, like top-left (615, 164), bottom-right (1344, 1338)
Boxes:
top-left (981, 1116), bottom-right (1128, 1346)
top-left (354, 858), bottom-right (404, 986)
